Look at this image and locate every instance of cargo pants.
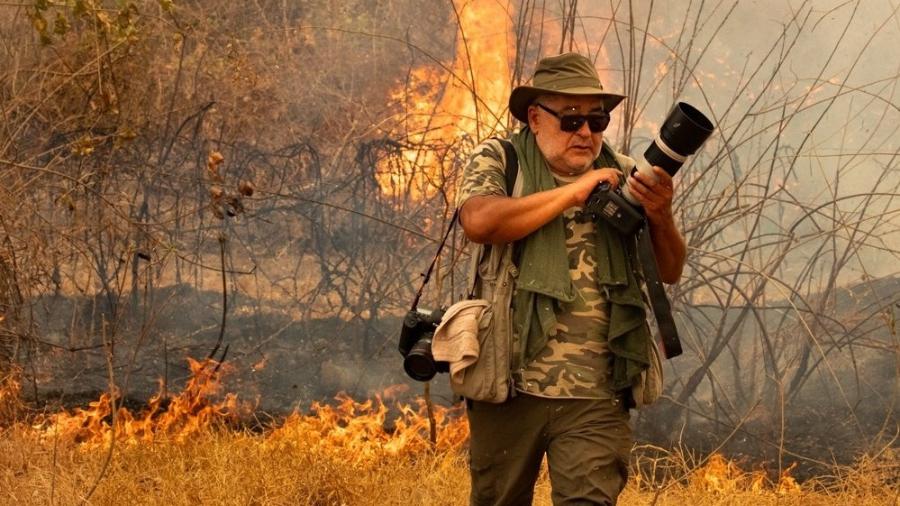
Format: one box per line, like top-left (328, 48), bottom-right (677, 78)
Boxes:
top-left (466, 393), bottom-right (632, 506)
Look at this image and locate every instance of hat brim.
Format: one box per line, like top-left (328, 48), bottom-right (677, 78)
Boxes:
top-left (509, 85), bottom-right (626, 124)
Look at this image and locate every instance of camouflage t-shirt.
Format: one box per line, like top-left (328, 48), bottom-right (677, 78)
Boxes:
top-left (457, 139), bottom-right (614, 400)
top-left (456, 140), bottom-right (508, 208)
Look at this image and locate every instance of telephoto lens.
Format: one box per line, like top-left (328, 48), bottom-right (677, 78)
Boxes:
top-left (621, 102), bottom-right (714, 205)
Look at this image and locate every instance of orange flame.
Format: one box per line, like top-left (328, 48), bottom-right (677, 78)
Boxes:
top-left (750, 470), bottom-right (767, 493)
top-left (251, 355), bottom-right (268, 372)
top-left (35, 358), bottom-right (244, 446)
top-left (264, 390), bottom-right (468, 466)
top-left (0, 369), bottom-right (24, 424)
top-left (31, 362), bottom-right (468, 465)
top-left (24, 358), bottom-right (807, 496)
top-left (376, 0), bottom-right (514, 200)
top-left (776, 462), bottom-right (802, 495)
top-left (691, 453), bottom-right (802, 495)
top-left (693, 453), bottom-right (745, 493)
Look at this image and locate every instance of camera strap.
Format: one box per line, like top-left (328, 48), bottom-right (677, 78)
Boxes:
top-left (410, 208), bottom-right (459, 311)
top-left (636, 226), bottom-right (683, 358)
top-left (412, 139), bottom-right (519, 310)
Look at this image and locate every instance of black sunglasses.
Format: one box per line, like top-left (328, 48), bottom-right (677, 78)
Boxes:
top-left (535, 103), bottom-right (610, 133)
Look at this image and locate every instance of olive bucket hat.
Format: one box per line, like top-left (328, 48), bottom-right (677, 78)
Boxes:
top-left (509, 52), bottom-right (626, 123)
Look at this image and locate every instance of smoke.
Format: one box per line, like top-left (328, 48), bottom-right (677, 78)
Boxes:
top-left (1, 0), bottom-right (897, 466)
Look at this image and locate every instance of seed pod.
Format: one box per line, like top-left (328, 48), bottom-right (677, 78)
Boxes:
top-left (208, 151), bottom-right (224, 165)
top-left (238, 180), bottom-right (255, 197)
top-left (225, 194), bottom-right (244, 216)
top-left (207, 151), bottom-right (224, 181)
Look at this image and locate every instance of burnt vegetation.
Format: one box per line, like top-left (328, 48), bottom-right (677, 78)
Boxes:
top-left (0, 0), bottom-right (898, 482)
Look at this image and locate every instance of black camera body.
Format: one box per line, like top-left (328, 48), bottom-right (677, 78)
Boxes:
top-left (586, 102), bottom-right (714, 236)
top-left (581, 182), bottom-right (645, 236)
top-left (398, 307), bottom-right (448, 382)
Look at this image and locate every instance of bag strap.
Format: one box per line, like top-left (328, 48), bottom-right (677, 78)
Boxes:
top-left (498, 139), bottom-right (518, 196)
top-left (497, 139), bottom-right (524, 268)
top-left (465, 139), bottom-right (521, 298)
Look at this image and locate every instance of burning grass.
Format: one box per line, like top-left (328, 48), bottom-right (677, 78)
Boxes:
top-left (0, 368), bottom-right (24, 425)
top-left (0, 361), bottom-right (896, 505)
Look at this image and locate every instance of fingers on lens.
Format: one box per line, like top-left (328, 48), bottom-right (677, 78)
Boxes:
top-left (629, 175), bottom-right (646, 191)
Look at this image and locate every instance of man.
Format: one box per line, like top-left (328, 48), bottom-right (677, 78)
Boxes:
top-left (456, 53), bottom-right (686, 505)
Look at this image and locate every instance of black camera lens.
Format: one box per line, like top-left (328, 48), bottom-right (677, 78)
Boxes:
top-left (403, 336), bottom-right (438, 381)
top-left (644, 102), bottom-right (714, 175)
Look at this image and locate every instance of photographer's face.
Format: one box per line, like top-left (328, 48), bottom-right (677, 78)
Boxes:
top-left (528, 94), bottom-right (606, 176)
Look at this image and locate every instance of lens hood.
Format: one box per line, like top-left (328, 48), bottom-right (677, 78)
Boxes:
top-left (660, 102), bottom-right (714, 155)
top-left (644, 102), bottom-right (714, 175)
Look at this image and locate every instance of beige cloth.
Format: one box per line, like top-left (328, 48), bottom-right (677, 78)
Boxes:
top-left (431, 299), bottom-right (490, 384)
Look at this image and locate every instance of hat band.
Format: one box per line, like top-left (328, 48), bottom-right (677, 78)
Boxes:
top-left (532, 74), bottom-right (603, 92)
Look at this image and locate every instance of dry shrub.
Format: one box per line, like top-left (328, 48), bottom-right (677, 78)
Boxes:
top-left (814, 446), bottom-right (900, 500)
top-left (0, 368), bottom-right (26, 426)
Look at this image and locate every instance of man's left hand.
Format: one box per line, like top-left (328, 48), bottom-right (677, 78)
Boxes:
top-left (627, 165), bottom-right (686, 283)
top-left (627, 166), bottom-right (675, 225)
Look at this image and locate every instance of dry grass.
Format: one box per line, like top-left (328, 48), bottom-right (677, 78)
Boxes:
top-left (1, 361), bottom-right (895, 505)
top-left (0, 426), bottom-right (471, 505)
top-left (0, 370), bottom-right (24, 426)
top-left (1, 420), bottom-right (896, 505)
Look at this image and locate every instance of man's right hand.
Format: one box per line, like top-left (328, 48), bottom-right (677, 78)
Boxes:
top-left (460, 168), bottom-right (623, 245)
top-left (568, 168), bottom-right (621, 207)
